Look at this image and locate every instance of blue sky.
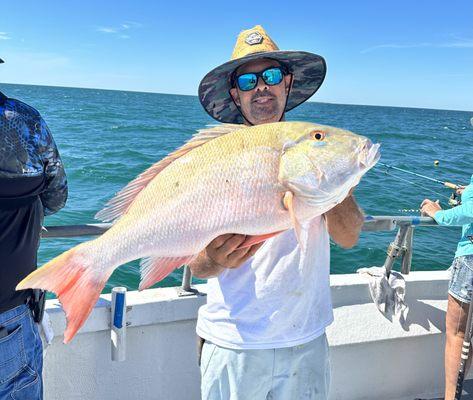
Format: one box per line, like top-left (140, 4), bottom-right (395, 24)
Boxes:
top-left (1, 0), bottom-right (472, 111)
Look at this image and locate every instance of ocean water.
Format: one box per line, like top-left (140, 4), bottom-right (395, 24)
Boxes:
top-left (2, 83), bottom-right (472, 293)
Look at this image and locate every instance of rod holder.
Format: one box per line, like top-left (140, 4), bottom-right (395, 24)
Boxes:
top-left (383, 225), bottom-right (417, 277)
top-left (111, 287), bottom-right (127, 362)
top-left (401, 227), bottom-right (414, 275)
top-left (383, 226), bottom-right (410, 277)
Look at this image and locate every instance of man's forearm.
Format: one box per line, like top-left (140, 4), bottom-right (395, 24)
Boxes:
top-left (189, 251), bottom-right (225, 279)
top-left (325, 195), bottom-right (364, 248)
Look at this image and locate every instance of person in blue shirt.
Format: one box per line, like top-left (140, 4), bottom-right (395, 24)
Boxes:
top-left (421, 175), bottom-right (473, 400)
top-left (0, 57), bottom-right (67, 400)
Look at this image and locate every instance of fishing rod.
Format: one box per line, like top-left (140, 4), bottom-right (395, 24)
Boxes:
top-left (378, 162), bottom-right (463, 207)
top-left (378, 162), bottom-right (461, 190)
top-left (454, 297), bottom-right (473, 399)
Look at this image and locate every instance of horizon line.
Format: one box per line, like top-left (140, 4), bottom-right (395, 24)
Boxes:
top-left (1, 81), bottom-right (472, 114)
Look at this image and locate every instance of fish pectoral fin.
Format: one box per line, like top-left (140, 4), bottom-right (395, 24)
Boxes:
top-left (282, 191), bottom-right (304, 251)
top-left (139, 255), bottom-right (196, 291)
top-left (235, 231), bottom-right (285, 250)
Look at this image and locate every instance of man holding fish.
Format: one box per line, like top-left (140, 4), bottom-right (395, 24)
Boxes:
top-left (193, 25), bottom-right (369, 399)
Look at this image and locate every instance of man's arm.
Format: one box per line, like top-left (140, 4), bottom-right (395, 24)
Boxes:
top-left (325, 195), bottom-right (364, 248)
top-left (39, 117), bottom-right (68, 215)
top-left (189, 234), bottom-right (263, 279)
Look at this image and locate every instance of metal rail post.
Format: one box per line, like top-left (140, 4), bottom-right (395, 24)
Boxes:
top-left (400, 227), bottom-right (414, 275)
top-left (178, 265), bottom-right (200, 297)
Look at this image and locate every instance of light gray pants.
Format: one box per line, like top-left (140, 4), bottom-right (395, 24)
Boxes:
top-left (200, 333), bottom-right (330, 400)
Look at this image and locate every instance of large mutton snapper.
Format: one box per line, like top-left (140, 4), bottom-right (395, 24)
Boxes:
top-left (17, 121), bottom-right (380, 343)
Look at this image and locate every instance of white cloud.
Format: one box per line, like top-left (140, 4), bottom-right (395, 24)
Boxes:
top-left (97, 27), bottom-right (118, 34)
top-left (361, 39), bottom-right (473, 54)
top-left (96, 22), bottom-right (142, 39)
top-left (0, 32), bottom-right (11, 40)
top-left (123, 21), bottom-right (142, 28)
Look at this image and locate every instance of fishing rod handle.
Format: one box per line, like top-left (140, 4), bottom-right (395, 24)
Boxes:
top-left (444, 182), bottom-right (460, 190)
top-left (455, 369), bottom-right (465, 399)
top-left (455, 340), bottom-right (470, 399)
top-left (455, 295), bottom-right (473, 400)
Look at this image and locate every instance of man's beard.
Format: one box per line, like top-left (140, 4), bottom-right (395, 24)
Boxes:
top-left (248, 90), bottom-right (280, 122)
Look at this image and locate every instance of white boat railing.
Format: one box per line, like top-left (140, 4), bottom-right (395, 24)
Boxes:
top-left (41, 215), bottom-right (440, 294)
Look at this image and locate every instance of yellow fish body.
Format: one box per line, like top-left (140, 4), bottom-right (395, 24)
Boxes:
top-left (18, 121), bottom-right (380, 342)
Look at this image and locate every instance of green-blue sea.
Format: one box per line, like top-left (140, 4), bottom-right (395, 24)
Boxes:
top-left (2, 83), bottom-right (472, 294)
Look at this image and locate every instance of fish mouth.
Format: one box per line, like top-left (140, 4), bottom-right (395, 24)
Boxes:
top-left (358, 141), bottom-right (381, 169)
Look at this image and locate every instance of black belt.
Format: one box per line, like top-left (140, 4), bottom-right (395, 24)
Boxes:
top-left (0, 290), bottom-right (46, 323)
top-left (0, 296), bottom-right (30, 315)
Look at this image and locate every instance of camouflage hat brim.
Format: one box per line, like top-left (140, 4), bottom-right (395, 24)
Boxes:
top-left (198, 50), bottom-right (326, 124)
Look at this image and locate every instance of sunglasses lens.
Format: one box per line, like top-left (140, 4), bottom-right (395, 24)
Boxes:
top-left (237, 74), bottom-right (258, 91)
top-left (262, 68), bottom-right (283, 85)
top-left (236, 68), bottom-right (284, 91)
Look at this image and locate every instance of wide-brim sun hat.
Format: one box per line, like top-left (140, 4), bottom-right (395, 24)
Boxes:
top-left (198, 25), bottom-right (326, 124)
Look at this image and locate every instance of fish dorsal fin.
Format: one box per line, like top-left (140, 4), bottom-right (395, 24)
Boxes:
top-left (95, 123), bottom-right (243, 222)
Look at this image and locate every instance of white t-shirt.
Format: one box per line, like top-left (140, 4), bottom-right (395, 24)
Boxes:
top-left (196, 215), bottom-right (333, 350)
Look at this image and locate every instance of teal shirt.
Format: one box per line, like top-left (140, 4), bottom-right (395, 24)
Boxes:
top-left (434, 175), bottom-right (473, 258)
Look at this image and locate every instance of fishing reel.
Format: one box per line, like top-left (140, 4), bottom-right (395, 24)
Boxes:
top-left (448, 191), bottom-right (461, 207)
top-left (443, 181), bottom-right (463, 207)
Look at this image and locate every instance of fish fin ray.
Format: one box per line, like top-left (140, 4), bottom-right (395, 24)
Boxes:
top-left (283, 191), bottom-right (304, 251)
top-left (16, 243), bottom-right (111, 344)
top-left (235, 231), bottom-right (285, 249)
top-left (139, 255), bottom-right (196, 291)
top-left (95, 123), bottom-right (244, 223)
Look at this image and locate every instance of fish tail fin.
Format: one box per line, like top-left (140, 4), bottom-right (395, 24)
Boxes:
top-left (16, 242), bottom-right (111, 343)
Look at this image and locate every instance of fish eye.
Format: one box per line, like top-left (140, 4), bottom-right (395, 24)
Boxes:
top-left (310, 130), bottom-right (326, 141)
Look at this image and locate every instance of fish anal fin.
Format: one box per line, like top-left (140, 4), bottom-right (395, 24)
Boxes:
top-left (95, 124), bottom-right (244, 223)
top-left (139, 255), bottom-right (196, 291)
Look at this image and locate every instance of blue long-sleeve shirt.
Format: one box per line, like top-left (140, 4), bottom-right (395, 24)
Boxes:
top-left (434, 175), bottom-right (473, 258)
top-left (0, 90), bottom-right (67, 215)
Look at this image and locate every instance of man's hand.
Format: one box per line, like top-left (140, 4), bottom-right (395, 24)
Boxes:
top-left (189, 234), bottom-right (264, 278)
top-left (420, 198), bottom-right (442, 218)
top-left (207, 234), bottom-right (264, 268)
top-left (457, 186), bottom-right (466, 196)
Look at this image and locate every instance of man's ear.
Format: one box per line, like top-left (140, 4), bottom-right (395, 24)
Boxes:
top-left (230, 87), bottom-right (240, 107)
top-left (284, 74), bottom-right (293, 96)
